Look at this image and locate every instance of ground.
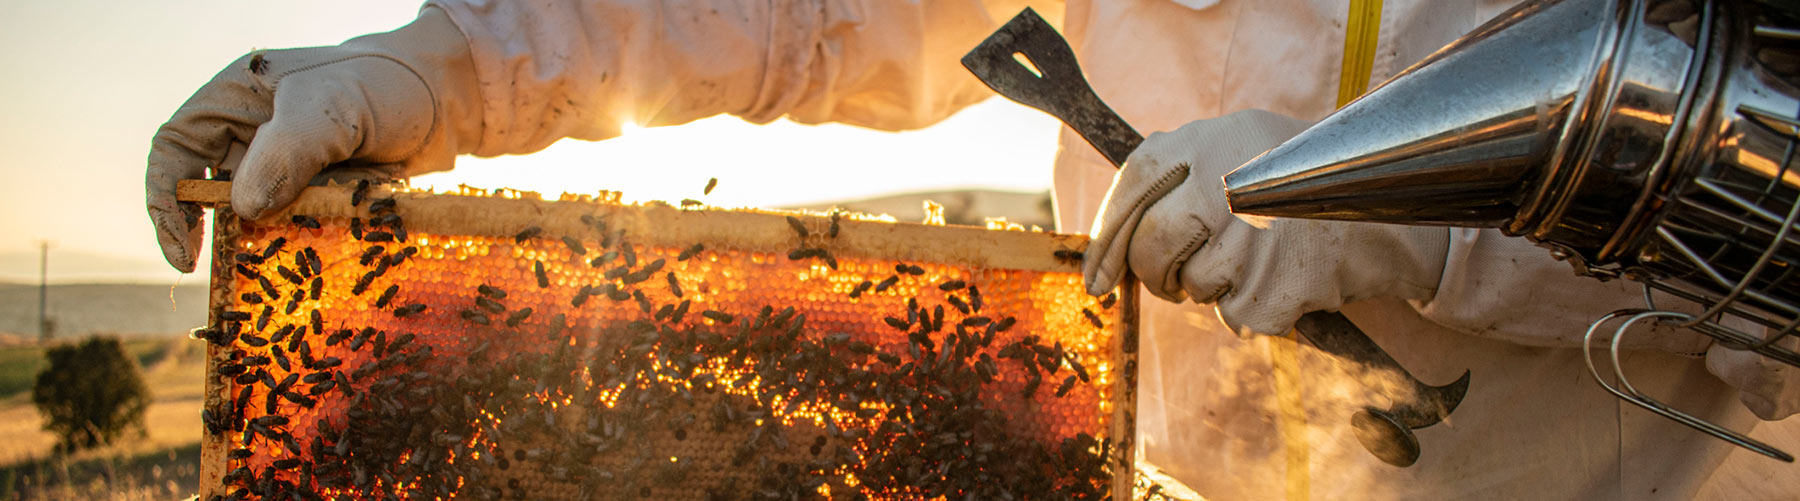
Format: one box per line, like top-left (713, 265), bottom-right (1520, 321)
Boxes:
top-left (0, 336), bottom-right (206, 500)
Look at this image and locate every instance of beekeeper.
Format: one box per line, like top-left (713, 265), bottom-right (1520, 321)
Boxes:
top-left (146, 1), bottom-right (1798, 498)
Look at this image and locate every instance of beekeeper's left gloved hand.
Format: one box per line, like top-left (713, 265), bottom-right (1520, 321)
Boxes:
top-left (1082, 109), bottom-right (1450, 336)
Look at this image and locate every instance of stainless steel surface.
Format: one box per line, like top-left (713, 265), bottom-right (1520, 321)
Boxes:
top-left (963, 7), bottom-right (1472, 468)
top-left (1222, 0), bottom-right (1800, 461)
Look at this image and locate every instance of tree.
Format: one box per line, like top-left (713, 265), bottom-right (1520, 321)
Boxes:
top-left (31, 337), bottom-right (150, 453)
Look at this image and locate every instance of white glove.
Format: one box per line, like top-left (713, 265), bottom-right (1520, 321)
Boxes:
top-left (1082, 109), bottom-right (1450, 336)
top-left (146, 8), bottom-right (482, 272)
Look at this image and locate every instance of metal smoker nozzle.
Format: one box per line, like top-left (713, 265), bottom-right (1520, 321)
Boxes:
top-left (1226, 0), bottom-right (1800, 461)
top-left (1224, 0), bottom-right (1614, 230)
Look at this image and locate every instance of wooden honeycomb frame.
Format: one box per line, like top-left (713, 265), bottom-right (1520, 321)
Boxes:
top-left (179, 179), bottom-right (1139, 499)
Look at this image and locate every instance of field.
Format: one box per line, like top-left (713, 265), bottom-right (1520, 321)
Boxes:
top-left (0, 336), bottom-right (207, 500)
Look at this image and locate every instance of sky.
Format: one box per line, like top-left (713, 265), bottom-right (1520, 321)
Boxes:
top-left (0, 1), bottom-right (1062, 284)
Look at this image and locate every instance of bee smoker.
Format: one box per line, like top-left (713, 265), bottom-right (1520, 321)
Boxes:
top-left (1223, 0), bottom-right (1800, 461)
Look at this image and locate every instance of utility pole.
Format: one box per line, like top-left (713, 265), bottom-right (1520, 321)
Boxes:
top-left (39, 241), bottom-right (50, 342)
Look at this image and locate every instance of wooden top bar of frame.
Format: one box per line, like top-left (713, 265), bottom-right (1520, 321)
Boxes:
top-left (178, 180), bottom-right (1090, 274)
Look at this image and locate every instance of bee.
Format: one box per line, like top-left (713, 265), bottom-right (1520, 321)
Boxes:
top-left (604, 266), bottom-right (629, 280)
top-left (873, 275), bottom-right (899, 294)
top-left (701, 310), bottom-right (734, 324)
top-left (238, 333), bottom-right (269, 348)
top-left (477, 284), bottom-right (507, 299)
top-left (368, 197), bottom-right (396, 214)
top-left (960, 316), bottom-right (990, 327)
top-left (283, 295), bottom-right (299, 315)
top-left (671, 300), bottom-right (691, 323)
top-left (995, 316), bottom-right (1017, 332)
top-left (310, 309), bottom-right (323, 335)
top-left (308, 277), bottom-right (322, 301)
top-left (291, 214), bottom-right (320, 229)
top-left (276, 266), bottom-right (303, 286)
top-left (907, 264), bottom-right (925, 276)
top-left (535, 261), bottom-right (550, 288)
top-left (677, 243), bottom-right (704, 261)
top-left (666, 272), bottom-right (683, 298)
top-left (969, 285), bottom-right (984, 311)
top-left (460, 309), bottom-right (491, 325)
top-left (884, 316), bottom-right (909, 331)
top-left (514, 226), bottom-right (542, 243)
top-left (269, 325), bottom-right (294, 344)
top-left (571, 287), bottom-right (592, 307)
top-left (947, 295), bottom-right (970, 314)
top-left (363, 230), bottom-right (394, 242)
top-left (1055, 375), bottom-right (1078, 397)
top-left (1053, 248), bottom-right (1085, 265)
top-left (393, 303), bottom-right (427, 318)
top-left (633, 290), bottom-right (653, 313)
top-left (358, 245), bottom-right (385, 266)
top-left (241, 356), bottom-right (271, 367)
top-left (351, 217), bottom-right (366, 240)
top-left (849, 280), bottom-right (872, 299)
top-left (262, 237), bottom-right (288, 260)
top-left (233, 372), bottom-right (259, 385)
top-left (375, 284), bottom-right (399, 308)
top-left (334, 371), bottom-right (354, 397)
top-left (505, 308), bottom-right (533, 327)
top-left (326, 329), bottom-right (352, 346)
top-left (1022, 374), bottom-right (1043, 398)
top-left (589, 251), bottom-right (615, 268)
top-left (606, 285), bottom-right (631, 301)
top-left (1081, 308), bottom-right (1104, 328)
top-left (348, 328), bottom-right (372, 352)
top-left (350, 179), bottom-right (371, 206)
top-left (828, 211), bottom-right (841, 238)
top-left (394, 245), bottom-right (418, 263)
top-left (218, 362), bottom-right (248, 377)
top-left (562, 236), bottom-right (587, 256)
top-left (309, 379), bottom-right (337, 396)
top-left (475, 296), bottom-right (505, 313)
top-left (353, 270), bottom-right (377, 295)
top-left (220, 310), bottom-right (251, 322)
top-left (785, 215), bottom-right (809, 238)
top-left (703, 177), bottom-right (718, 195)
top-left (1100, 292), bottom-right (1117, 309)
top-left (233, 252), bottom-right (264, 265)
top-left (234, 264), bottom-right (258, 281)
top-left (680, 198), bottom-right (703, 207)
top-left (938, 280), bottom-right (966, 291)
top-left (1068, 354), bottom-right (1089, 383)
top-left (621, 241), bottom-right (637, 267)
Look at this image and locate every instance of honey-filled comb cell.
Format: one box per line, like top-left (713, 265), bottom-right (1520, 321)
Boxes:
top-left (182, 180), bottom-right (1138, 500)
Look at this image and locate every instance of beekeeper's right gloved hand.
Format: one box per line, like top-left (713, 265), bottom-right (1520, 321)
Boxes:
top-left (1082, 110), bottom-right (1451, 337)
top-left (146, 7), bottom-right (482, 273)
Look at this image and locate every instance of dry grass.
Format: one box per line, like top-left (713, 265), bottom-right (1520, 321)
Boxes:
top-left (0, 336), bottom-right (207, 500)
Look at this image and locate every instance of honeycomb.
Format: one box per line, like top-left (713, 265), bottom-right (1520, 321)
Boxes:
top-left (183, 180), bottom-right (1137, 500)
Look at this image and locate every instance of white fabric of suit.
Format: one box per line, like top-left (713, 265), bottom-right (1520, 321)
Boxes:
top-left (151, 0), bottom-right (1800, 498)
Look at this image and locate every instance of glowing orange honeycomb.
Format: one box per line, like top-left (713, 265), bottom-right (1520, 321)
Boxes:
top-left (191, 181), bottom-right (1135, 500)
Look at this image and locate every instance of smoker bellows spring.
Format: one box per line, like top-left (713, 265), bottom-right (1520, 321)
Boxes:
top-left (179, 179), bottom-right (1139, 500)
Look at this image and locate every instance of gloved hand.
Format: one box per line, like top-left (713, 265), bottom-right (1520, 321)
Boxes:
top-left (146, 8), bottom-right (482, 272)
top-left (1083, 109), bottom-right (1450, 336)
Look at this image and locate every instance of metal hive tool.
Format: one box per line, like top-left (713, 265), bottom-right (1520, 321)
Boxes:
top-left (178, 180), bottom-right (1139, 500)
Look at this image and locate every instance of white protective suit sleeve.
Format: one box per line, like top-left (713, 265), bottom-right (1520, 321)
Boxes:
top-left (1422, 227), bottom-right (1800, 419)
top-left (423, 0), bottom-right (1037, 157)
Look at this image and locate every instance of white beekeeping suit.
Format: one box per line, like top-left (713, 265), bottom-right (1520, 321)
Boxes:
top-left (145, 0), bottom-right (1800, 498)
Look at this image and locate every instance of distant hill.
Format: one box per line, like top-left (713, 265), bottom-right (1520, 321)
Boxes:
top-left (0, 248), bottom-right (184, 285)
top-left (0, 283), bottom-right (208, 339)
top-left (788, 189), bottom-right (1054, 229)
